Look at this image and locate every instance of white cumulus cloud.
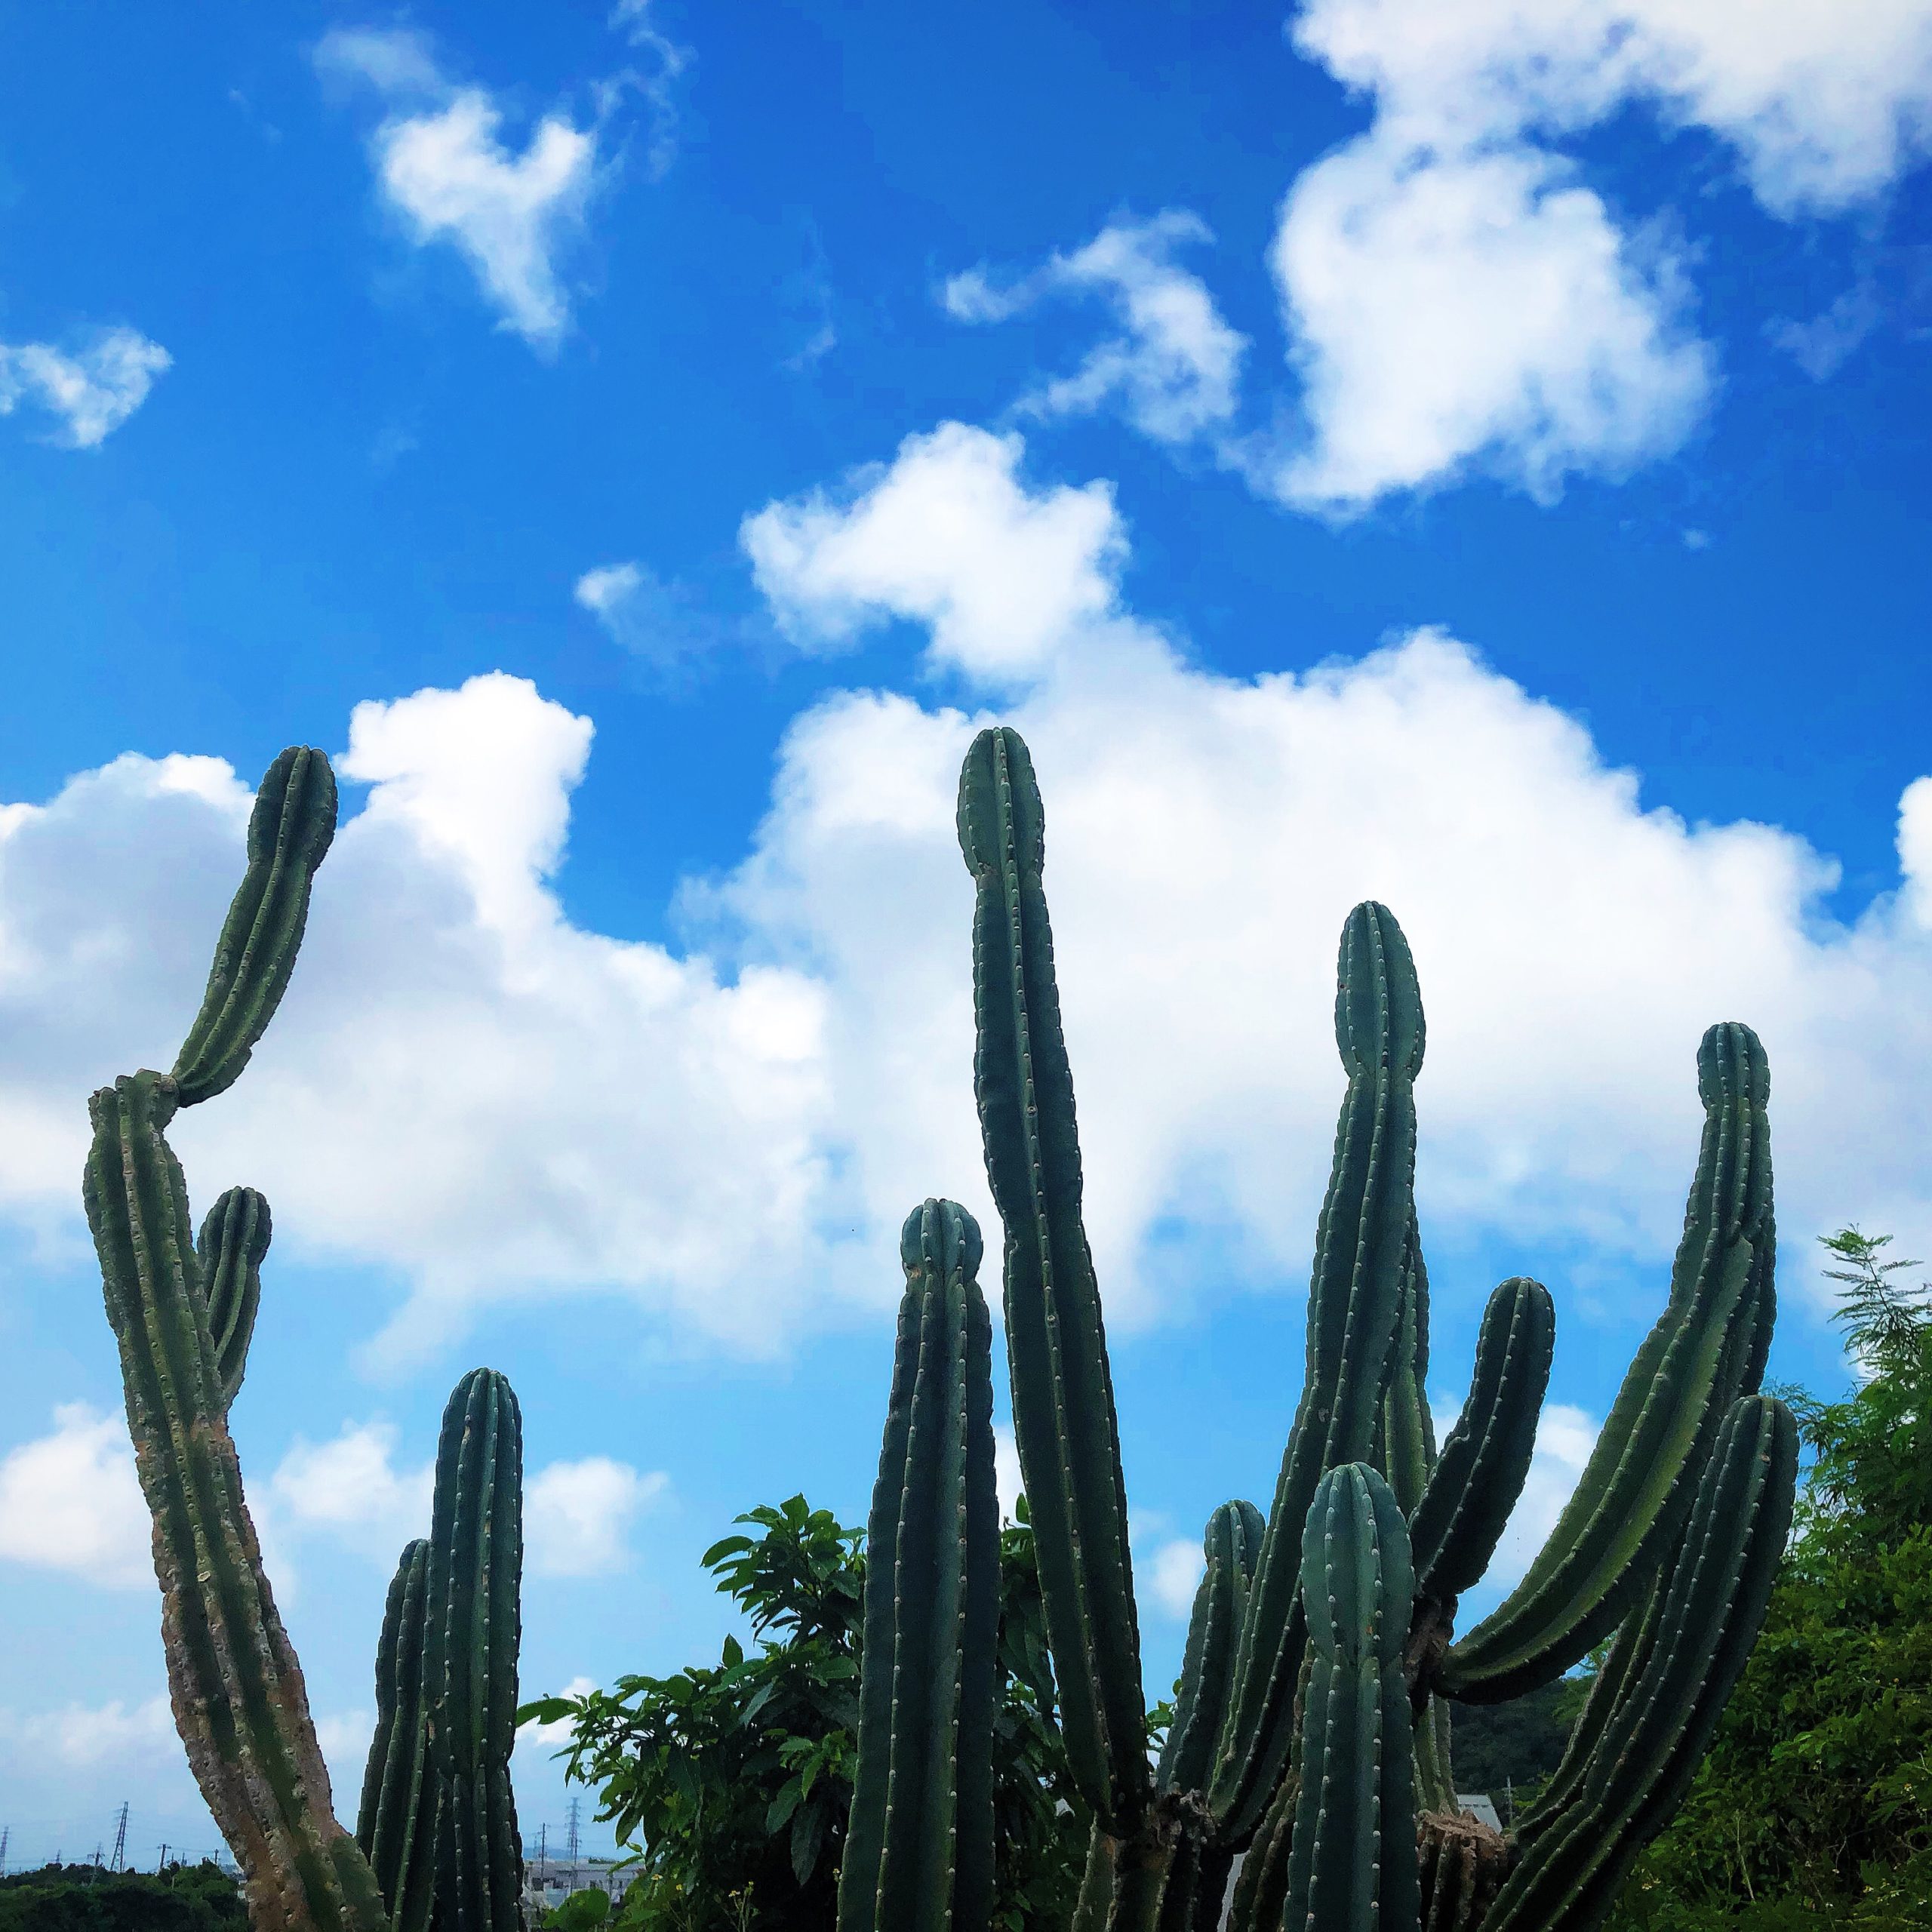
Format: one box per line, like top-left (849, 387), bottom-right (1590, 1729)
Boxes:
top-left (742, 421), bottom-right (1126, 683)
top-left (269, 1420), bottom-right (435, 1558)
top-left (1293, 0), bottom-right (1932, 216)
top-left (318, 28), bottom-right (602, 349)
top-left (0, 1404), bottom-right (151, 1589)
top-left (1266, 136), bottom-right (1710, 507)
top-left (943, 212), bottom-right (1247, 445)
top-left (13, 427), bottom-right (1932, 1377)
top-left (1146, 1537), bottom-right (1208, 1620)
top-left (526, 1457), bottom-right (668, 1577)
top-left (0, 327), bottom-right (171, 449)
top-left (1257, 0), bottom-right (1932, 507)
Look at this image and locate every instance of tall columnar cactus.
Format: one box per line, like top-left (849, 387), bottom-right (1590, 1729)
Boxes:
top-left (85, 746), bottom-right (529, 1932)
top-left (425, 1369), bottom-right (525, 1932)
top-left (1283, 1465), bottom-right (1421, 1932)
top-left (948, 724), bottom-right (1798, 1932)
top-left (83, 749), bottom-right (386, 1932)
top-left (840, 1200), bottom-right (1000, 1932)
top-left (357, 1542), bottom-right (438, 1932)
top-left (958, 728), bottom-right (1148, 1838)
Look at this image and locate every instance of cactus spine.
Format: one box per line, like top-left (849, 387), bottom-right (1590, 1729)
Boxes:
top-left (83, 748), bottom-right (386, 1932)
top-left (841, 1200), bottom-right (1000, 1932)
top-left (425, 1369), bottom-right (525, 1932)
top-left (942, 724), bottom-right (1798, 1932)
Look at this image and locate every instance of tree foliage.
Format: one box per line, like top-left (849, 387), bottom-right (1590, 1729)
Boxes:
top-left (0, 1861), bottom-right (246, 1931)
top-left (1446, 1678), bottom-right (1573, 1822)
top-left (521, 1495), bottom-right (1088, 1932)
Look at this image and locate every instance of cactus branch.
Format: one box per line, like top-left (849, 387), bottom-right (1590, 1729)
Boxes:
top-left (839, 1200), bottom-right (1000, 1932)
top-left (197, 1186), bottom-right (271, 1413)
top-left (85, 1072), bottom-right (385, 1932)
top-left (357, 1541), bottom-right (438, 1932)
top-left (957, 725), bottom-right (1149, 1831)
top-left (173, 746), bottom-right (337, 1106)
top-left (1440, 1023), bottom-right (1773, 1701)
top-left (1486, 1395), bottom-right (1798, 1932)
top-left (1213, 902), bottom-right (1423, 1838)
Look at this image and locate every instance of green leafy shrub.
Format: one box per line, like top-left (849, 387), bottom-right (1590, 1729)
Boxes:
top-left (521, 1496), bottom-right (1088, 1932)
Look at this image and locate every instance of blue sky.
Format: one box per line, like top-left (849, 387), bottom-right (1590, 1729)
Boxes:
top-left (4, 0), bottom-right (1932, 1874)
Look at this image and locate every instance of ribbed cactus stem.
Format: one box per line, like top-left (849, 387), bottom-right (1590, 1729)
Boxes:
top-left (1486, 1395), bottom-right (1798, 1932)
top-left (1214, 902), bottom-right (1424, 1838)
top-left (1225, 1770), bottom-right (1295, 1932)
top-left (84, 1072), bottom-right (386, 1932)
top-left (1441, 1023), bottom-right (1774, 1700)
top-left (198, 1185), bottom-right (271, 1412)
top-left (173, 746), bottom-right (337, 1106)
top-left (1282, 1463), bottom-right (1422, 1932)
top-left (839, 1200), bottom-right (999, 1932)
top-left (1410, 1275), bottom-right (1555, 1608)
top-left (426, 1369), bottom-right (524, 1932)
top-left (357, 1540), bottom-right (438, 1932)
top-left (1376, 1220), bottom-right (1435, 1518)
top-left (1158, 1501), bottom-right (1264, 1798)
top-left (957, 726), bottom-right (1148, 1832)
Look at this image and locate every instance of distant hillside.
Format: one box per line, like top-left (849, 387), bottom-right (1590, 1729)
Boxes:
top-left (0, 1860), bottom-right (245, 1930)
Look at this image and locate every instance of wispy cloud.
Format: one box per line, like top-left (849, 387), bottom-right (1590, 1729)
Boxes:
top-left (317, 28), bottom-right (605, 349)
top-left (944, 212), bottom-right (1246, 445)
top-left (0, 328), bottom-right (170, 448)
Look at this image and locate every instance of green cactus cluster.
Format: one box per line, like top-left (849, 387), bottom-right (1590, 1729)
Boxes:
top-left (86, 727), bottom-right (1801, 1932)
top-left (832, 724), bottom-right (1798, 1932)
top-left (83, 747), bottom-right (526, 1932)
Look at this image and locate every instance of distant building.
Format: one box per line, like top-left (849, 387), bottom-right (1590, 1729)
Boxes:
top-left (521, 1854), bottom-right (632, 1922)
top-left (1457, 1792), bottom-right (1503, 1832)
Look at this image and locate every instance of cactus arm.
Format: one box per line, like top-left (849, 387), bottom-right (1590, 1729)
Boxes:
top-left (1412, 1694), bottom-right (1457, 1816)
top-left (957, 726), bottom-right (1149, 1829)
top-left (1408, 1277), bottom-right (1555, 1607)
top-left (1212, 903), bottom-right (1424, 1838)
top-left (84, 1072), bottom-right (386, 1932)
top-left (1484, 1395), bottom-right (1797, 1932)
top-left (840, 1201), bottom-right (999, 1932)
top-left (425, 1369), bottom-right (525, 1932)
top-left (1224, 1767), bottom-right (1295, 1932)
top-left (197, 1186), bottom-right (271, 1413)
top-left (1158, 1500), bottom-right (1264, 1796)
top-left (357, 1541), bottom-right (439, 1932)
top-left (1439, 1023), bottom-right (1773, 1700)
top-left (173, 746), bottom-right (338, 1107)
top-left (1281, 1463), bottom-right (1422, 1932)
top-left (1377, 1223), bottom-right (1435, 1518)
